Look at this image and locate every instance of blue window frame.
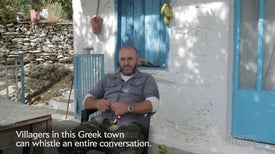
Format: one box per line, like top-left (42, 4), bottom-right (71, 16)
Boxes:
top-left (115, 0), bottom-right (169, 69)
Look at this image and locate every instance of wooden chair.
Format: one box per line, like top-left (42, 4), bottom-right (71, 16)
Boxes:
top-left (81, 109), bottom-right (152, 154)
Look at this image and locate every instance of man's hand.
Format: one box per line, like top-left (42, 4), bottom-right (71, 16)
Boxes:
top-left (111, 102), bottom-right (129, 116)
top-left (94, 99), bottom-right (111, 112)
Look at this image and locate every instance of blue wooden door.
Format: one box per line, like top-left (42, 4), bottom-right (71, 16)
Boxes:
top-left (232, 0), bottom-right (275, 144)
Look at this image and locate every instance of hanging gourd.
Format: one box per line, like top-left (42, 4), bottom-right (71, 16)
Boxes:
top-left (91, 0), bottom-right (103, 35)
top-left (160, 2), bottom-right (173, 26)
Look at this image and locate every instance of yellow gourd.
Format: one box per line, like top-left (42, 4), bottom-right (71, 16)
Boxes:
top-left (160, 3), bottom-right (173, 26)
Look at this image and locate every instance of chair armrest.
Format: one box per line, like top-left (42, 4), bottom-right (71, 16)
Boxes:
top-left (140, 113), bottom-right (154, 141)
top-left (81, 109), bottom-right (98, 122)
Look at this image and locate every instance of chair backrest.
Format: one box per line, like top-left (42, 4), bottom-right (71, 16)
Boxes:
top-left (73, 54), bottom-right (104, 119)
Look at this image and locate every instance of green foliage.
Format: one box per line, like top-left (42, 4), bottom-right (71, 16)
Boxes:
top-left (45, 0), bottom-right (72, 20)
top-left (0, 0), bottom-right (72, 23)
top-left (0, 0), bottom-right (25, 23)
top-left (45, 3), bottom-right (65, 22)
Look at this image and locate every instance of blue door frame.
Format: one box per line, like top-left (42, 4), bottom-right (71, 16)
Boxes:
top-left (232, 0), bottom-right (275, 144)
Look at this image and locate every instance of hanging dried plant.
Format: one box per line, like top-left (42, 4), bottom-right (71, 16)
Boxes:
top-left (91, 15), bottom-right (103, 35)
top-left (90, 0), bottom-right (103, 35)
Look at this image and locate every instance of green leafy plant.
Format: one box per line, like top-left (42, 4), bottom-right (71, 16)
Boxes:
top-left (45, 0), bottom-right (72, 20)
top-left (0, 0), bottom-right (72, 23)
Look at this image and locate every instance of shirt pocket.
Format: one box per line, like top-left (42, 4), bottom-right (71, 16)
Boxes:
top-left (105, 82), bottom-right (118, 89)
top-left (104, 81), bottom-right (122, 97)
top-left (127, 80), bottom-right (144, 96)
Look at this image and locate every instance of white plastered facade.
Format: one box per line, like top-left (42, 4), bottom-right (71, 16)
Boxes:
top-left (73, 0), bottom-right (275, 153)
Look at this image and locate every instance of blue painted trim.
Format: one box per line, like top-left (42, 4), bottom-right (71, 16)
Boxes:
top-left (158, 0), bottom-right (169, 69)
top-left (19, 53), bottom-right (25, 104)
top-left (133, 0), bottom-right (145, 58)
top-left (73, 54), bottom-right (105, 119)
top-left (232, 90), bottom-right (275, 144)
top-left (257, 0), bottom-right (265, 91)
top-left (101, 54), bottom-right (105, 78)
top-left (164, 0), bottom-right (170, 70)
top-left (232, 0), bottom-right (275, 144)
top-left (233, 0), bottom-right (241, 91)
top-left (73, 55), bottom-right (79, 119)
top-left (114, 0), bottom-right (120, 70)
top-left (232, 0), bottom-right (241, 136)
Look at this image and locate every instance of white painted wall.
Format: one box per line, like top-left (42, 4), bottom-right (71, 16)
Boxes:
top-left (73, 0), bottom-right (116, 71)
top-left (73, 0), bottom-right (275, 153)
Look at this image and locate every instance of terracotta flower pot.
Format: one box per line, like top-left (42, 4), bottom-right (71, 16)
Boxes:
top-left (90, 16), bottom-right (103, 35)
top-left (30, 9), bottom-right (40, 23)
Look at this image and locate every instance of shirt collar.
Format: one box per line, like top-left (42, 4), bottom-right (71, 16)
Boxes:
top-left (116, 70), bottom-right (140, 81)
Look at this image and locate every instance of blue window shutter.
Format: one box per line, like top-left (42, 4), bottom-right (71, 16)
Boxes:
top-left (144, 0), bottom-right (168, 66)
top-left (120, 0), bottom-right (134, 45)
top-left (133, 0), bottom-right (145, 58)
top-left (158, 0), bottom-right (169, 68)
top-left (115, 0), bottom-right (169, 68)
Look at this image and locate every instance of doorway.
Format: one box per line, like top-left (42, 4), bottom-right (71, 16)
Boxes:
top-left (232, 0), bottom-right (275, 144)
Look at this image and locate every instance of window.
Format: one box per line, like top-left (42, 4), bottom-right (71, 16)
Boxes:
top-left (236, 0), bottom-right (275, 90)
top-left (115, 0), bottom-right (169, 69)
top-left (232, 0), bottom-right (275, 145)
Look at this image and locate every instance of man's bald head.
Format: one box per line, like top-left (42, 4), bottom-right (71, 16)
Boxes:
top-left (118, 46), bottom-right (138, 76)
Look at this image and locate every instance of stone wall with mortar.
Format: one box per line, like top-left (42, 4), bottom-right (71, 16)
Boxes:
top-left (0, 21), bottom-right (74, 104)
top-left (0, 21), bottom-right (73, 64)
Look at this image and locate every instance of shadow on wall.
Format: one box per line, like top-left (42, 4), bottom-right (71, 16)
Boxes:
top-left (169, 0), bottom-right (229, 84)
top-left (153, 0), bottom-right (231, 135)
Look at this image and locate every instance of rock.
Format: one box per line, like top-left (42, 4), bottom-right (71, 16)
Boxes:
top-left (59, 57), bottom-right (72, 63)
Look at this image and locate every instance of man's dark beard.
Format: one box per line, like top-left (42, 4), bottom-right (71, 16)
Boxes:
top-left (120, 64), bottom-right (137, 76)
